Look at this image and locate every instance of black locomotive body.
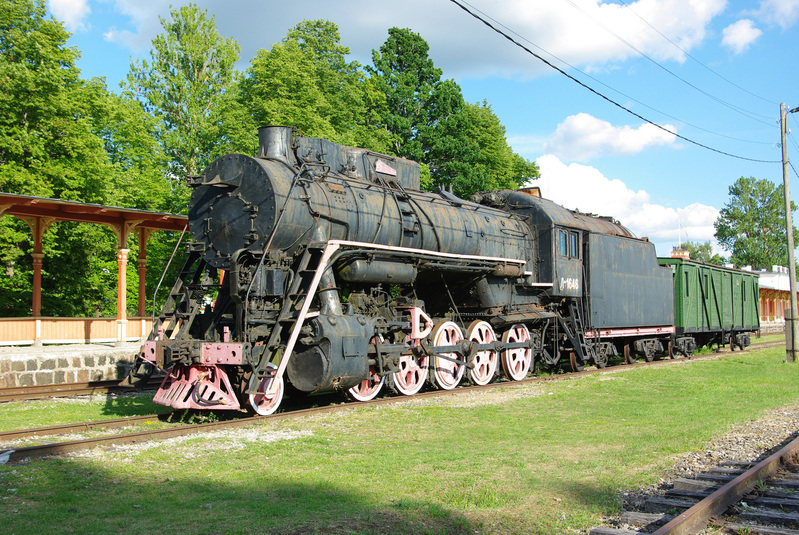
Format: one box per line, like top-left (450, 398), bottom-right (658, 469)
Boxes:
top-left (134, 127), bottom-right (757, 414)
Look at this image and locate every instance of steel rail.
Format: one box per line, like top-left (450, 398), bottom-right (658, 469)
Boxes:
top-left (0, 413), bottom-right (172, 441)
top-left (0, 378), bottom-right (162, 403)
top-left (651, 434), bottom-right (799, 535)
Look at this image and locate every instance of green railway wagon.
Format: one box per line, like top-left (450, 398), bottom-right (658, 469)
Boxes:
top-left (658, 257), bottom-right (759, 351)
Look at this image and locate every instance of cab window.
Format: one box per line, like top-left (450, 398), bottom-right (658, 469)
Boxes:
top-left (558, 230), bottom-right (568, 256)
top-left (569, 232), bottom-right (580, 259)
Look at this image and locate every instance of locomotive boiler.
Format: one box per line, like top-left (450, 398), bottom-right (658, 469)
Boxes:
top-left (133, 127), bottom-right (757, 415)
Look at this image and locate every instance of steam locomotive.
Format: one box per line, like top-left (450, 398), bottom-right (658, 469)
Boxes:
top-left (133, 127), bottom-right (758, 415)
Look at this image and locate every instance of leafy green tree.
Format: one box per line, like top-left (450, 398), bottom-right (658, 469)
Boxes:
top-left (367, 27), bottom-right (461, 163)
top-left (680, 240), bottom-right (726, 265)
top-left (714, 176), bottom-right (796, 269)
top-left (461, 100), bottom-right (539, 192)
top-left (0, 0), bottom-right (127, 317)
top-left (0, 0), bottom-right (111, 201)
top-left (239, 39), bottom-right (337, 142)
top-left (125, 3), bottom-right (240, 211)
top-left (236, 20), bottom-right (390, 152)
top-left (368, 28), bottom-right (536, 197)
top-left (83, 80), bottom-right (172, 211)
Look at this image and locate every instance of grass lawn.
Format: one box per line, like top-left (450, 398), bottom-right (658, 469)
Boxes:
top-left (1, 345), bottom-right (798, 534)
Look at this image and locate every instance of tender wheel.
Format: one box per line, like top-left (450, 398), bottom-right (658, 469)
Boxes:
top-left (248, 363), bottom-right (284, 416)
top-left (501, 324), bottom-right (532, 381)
top-left (594, 348), bottom-right (607, 369)
top-left (389, 353), bottom-right (429, 396)
top-left (347, 335), bottom-right (385, 402)
top-left (624, 344), bottom-right (635, 365)
top-left (467, 321), bottom-right (498, 386)
top-left (430, 321), bottom-right (465, 390)
top-left (569, 351), bottom-right (585, 372)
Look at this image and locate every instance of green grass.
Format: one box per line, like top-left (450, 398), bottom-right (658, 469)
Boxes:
top-left (1, 346), bottom-right (798, 534)
top-left (0, 393), bottom-right (168, 432)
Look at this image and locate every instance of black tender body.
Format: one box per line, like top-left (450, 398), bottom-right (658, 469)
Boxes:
top-left (133, 128), bottom-right (758, 414)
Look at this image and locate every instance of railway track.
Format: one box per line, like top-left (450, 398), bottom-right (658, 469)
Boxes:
top-left (0, 377), bottom-right (162, 403)
top-left (0, 338), bottom-right (781, 405)
top-left (0, 341), bottom-right (784, 465)
top-left (590, 430), bottom-right (799, 534)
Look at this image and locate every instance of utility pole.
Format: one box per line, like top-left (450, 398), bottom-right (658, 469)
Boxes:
top-left (781, 103), bottom-right (799, 363)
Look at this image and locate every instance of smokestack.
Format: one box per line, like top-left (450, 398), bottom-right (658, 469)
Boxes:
top-left (258, 126), bottom-right (297, 167)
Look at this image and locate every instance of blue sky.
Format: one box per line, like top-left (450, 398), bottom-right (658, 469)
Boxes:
top-left (47, 0), bottom-right (799, 258)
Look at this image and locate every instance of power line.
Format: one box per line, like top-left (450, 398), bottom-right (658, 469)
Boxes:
top-left (790, 114), bottom-right (799, 154)
top-left (449, 0), bottom-right (781, 164)
top-left (616, 0), bottom-right (778, 107)
top-left (560, 0), bottom-right (773, 126)
top-left (451, 0), bottom-right (771, 146)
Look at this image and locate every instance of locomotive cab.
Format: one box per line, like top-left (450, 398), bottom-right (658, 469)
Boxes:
top-left (553, 227), bottom-right (582, 298)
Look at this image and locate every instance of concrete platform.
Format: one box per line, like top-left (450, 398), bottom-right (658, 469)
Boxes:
top-left (0, 342), bottom-right (142, 388)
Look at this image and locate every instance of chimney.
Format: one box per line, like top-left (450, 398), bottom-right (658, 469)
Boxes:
top-left (257, 126), bottom-right (297, 167)
top-left (672, 246), bottom-right (690, 260)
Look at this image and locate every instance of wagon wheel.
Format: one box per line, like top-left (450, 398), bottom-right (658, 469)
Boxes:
top-left (388, 353), bottom-right (429, 396)
top-left (467, 321), bottom-right (498, 386)
top-left (430, 321), bottom-right (465, 390)
top-left (569, 351), bottom-right (585, 372)
top-left (346, 336), bottom-right (385, 402)
top-left (247, 363), bottom-right (284, 416)
top-left (667, 341), bottom-right (675, 359)
top-left (624, 344), bottom-right (636, 365)
top-left (501, 324), bottom-right (532, 381)
top-left (594, 347), bottom-right (608, 369)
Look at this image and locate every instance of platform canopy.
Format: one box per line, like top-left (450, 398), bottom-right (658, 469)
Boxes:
top-left (0, 193), bottom-right (188, 344)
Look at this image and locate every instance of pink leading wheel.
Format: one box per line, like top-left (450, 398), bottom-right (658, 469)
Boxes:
top-left (248, 363), bottom-right (284, 416)
top-left (430, 321), bottom-right (465, 390)
top-left (347, 336), bottom-right (385, 402)
top-left (501, 324), bottom-right (532, 381)
top-left (467, 320), bottom-right (498, 386)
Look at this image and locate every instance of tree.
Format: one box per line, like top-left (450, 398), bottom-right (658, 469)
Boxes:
top-left (236, 20), bottom-right (389, 153)
top-left (368, 28), bottom-right (462, 164)
top-left (124, 3), bottom-right (240, 211)
top-left (239, 39), bottom-right (337, 143)
top-left (461, 101), bottom-right (539, 193)
top-left (367, 28), bottom-right (536, 197)
top-left (0, 0), bottom-right (127, 317)
top-left (714, 176), bottom-right (796, 269)
top-left (84, 81), bottom-right (172, 212)
top-left (0, 0), bottom-right (112, 201)
top-left (681, 240), bottom-right (726, 265)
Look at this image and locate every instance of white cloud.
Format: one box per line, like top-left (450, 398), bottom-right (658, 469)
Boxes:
top-left (48, 0), bottom-right (91, 32)
top-left (721, 19), bottom-right (763, 53)
top-left (84, 0), bottom-right (730, 79)
top-left (544, 113), bottom-right (677, 162)
top-left (531, 154), bottom-right (720, 255)
top-left (751, 0), bottom-right (799, 30)
top-left (101, 0), bottom-right (171, 51)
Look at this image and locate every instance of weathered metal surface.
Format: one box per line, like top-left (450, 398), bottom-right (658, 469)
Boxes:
top-left (586, 233), bottom-right (674, 330)
top-left (200, 343), bottom-right (244, 365)
top-left (152, 364), bottom-right (240, 410)
top-left (188, 126), bottom-right (534, 271)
